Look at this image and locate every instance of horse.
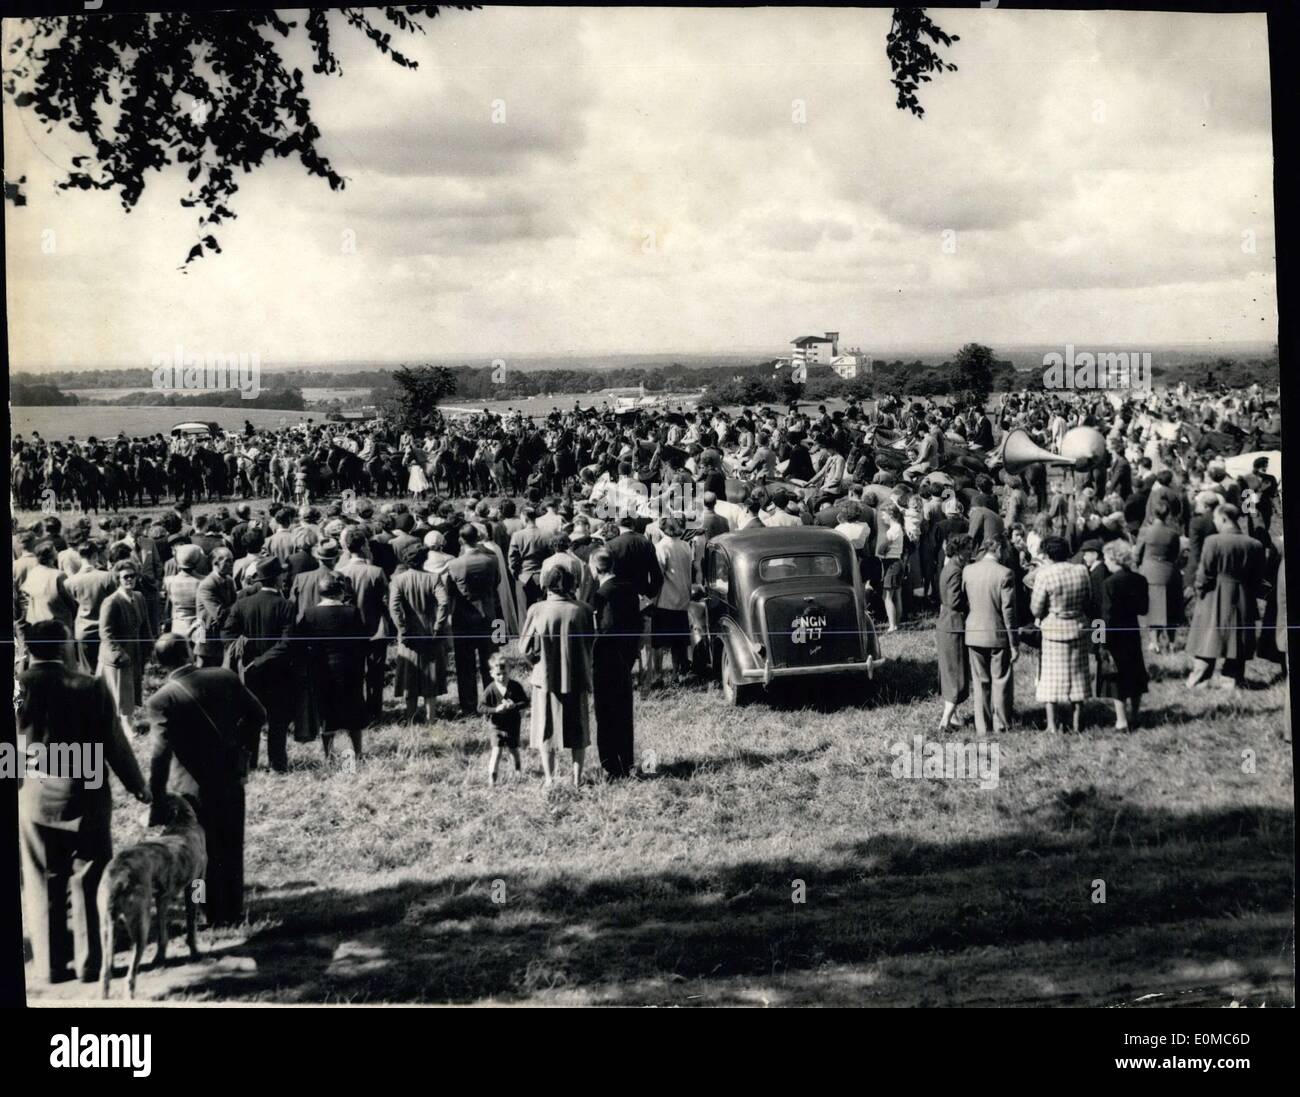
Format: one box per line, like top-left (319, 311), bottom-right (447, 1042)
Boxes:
top-left (63, 454), bottom-right (102, 513)
top-left (327, 443), bottom-right (366, 495)
top-left (191, 448), bottom-right (228, 500)
top-left (431, 444), bottom-right (466, 497)
top-left (167, 453), bottom-right (196, 504)
top-left (364, 452), bottom-right (397, 498)
top-left (132, 455), bottom-right (164, 506)
top-left (98, 460), bottom-right (128, 512)
top-left (11, 459), bottom-right (42, 510)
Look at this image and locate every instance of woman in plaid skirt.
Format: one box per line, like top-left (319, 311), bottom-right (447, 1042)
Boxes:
top-left (1030, 536), bottom-right (1095, 734)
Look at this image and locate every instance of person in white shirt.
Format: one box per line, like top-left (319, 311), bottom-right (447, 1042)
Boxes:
top-left (761, 491), bottom-right (803, 528)
top-left (713, 492), bottom-right (749, 531)
top-left (649, 517), bottom-right (695, 688)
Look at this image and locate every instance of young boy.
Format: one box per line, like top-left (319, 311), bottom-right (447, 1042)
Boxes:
top-left (479, 653), bottom-right (529, 786)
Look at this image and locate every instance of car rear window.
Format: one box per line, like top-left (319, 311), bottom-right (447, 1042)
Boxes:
top-left (759, 554), bottom-right (841, 580)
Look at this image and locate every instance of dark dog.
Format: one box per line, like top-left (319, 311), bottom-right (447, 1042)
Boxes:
top-left (98, 794), bottom-right (207, 999)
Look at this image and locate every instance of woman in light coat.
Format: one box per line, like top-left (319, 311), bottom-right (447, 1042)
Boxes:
top-left (518, 566), bottom-right (595, 788)
top-left (97, 559), bottom-right (154, 737)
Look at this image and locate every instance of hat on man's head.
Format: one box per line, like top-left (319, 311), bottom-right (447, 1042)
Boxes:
top-left (1080, 538), bottom-right (1104, 555)
top-left (176, 545), bottom-right (205, 570)
top-left (313, 539), bottom-right (341, 563)
top-left (255, 556), bottom-right (283, 582)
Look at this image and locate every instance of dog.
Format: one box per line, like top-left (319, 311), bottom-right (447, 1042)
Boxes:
top-left (98, 793), bottom-right (207, 999)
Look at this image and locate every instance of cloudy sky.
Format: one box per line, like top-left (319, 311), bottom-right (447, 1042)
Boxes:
top-left (3, 6), bottom-right (1277, 370)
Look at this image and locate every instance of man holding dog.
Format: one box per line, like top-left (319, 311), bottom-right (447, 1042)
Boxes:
top-left (145, 634), bottom-right (266, 928)
top-left (17, 620), bottom-right (151, 985)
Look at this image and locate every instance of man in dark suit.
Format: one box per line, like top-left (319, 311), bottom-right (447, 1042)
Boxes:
top-left (966, 474), bottom-right (1004, 549)
top-left (18, 621), bottom-right (150, 984)
top-left (289, 538), bottom-right (352, 621)
top-left (508, 507), bottom-right (553, 609)
top-left (604, 514), bottom-right (665, 603)
top-left (222, 557), bottom-right (296, 772)
top-left (283, 529), bottom-right (318, 595)
top-left (265, 508), bottom-right (297, 563)
top-left (367, 515), bottom-right (399, 576)
top-left (961, 539), bottom-right (1018, 736)
top-left (588, 548), bottom-right (642, 778)
top-left (145, 634), bottom-right (266, 927)
top-left (339, 527), bottom-right (393, 724)
top-left (436, 524), bottom-right (501, 716)
top-left (967, 498), bottom-right (1004, 550)
top-left (1075, 537), bottom-right (1106, 594)
top-left (195, 547), bottom-right (237, 667)
top-left (1106, 440), bottom-right (1132, 500)
top-left (1184, 491), bottom-right (1221, 605)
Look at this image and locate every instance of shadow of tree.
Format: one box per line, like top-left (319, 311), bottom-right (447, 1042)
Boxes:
top-left (156, 802), bottom-right (1293, 1006)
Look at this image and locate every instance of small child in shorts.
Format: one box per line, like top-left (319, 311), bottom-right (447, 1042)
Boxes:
top-left (479, 653), bottom-right (529, 786)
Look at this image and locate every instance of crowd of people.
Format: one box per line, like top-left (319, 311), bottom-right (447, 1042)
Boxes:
top-left (13, 376), bottom-right (1287, 986)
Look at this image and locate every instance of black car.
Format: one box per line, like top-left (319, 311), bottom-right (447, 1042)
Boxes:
top-left (699, 526), bottom-right (881, 705)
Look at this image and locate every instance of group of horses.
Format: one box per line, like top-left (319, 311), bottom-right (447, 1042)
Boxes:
top-left (11, 447), bottom-right (246, 513)
top-left (10, 407), bottom-right (1279, 518)
top-left (9, 425), bottom-right (560, 515)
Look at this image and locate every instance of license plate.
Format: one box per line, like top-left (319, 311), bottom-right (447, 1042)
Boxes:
top-left (791, 609), bottom-right (827, 646)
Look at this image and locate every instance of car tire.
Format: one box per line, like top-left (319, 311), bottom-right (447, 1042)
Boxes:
top-left (720, 646), bottom-right (751, 707)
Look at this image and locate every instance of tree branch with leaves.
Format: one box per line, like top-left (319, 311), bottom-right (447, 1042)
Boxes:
top-left (3, 6), bottom-right (471, 267)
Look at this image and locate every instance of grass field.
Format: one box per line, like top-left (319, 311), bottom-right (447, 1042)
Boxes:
top-left (26, 623), bottom-right (1294, 1006)
top-left (12, 405), bottom-right (319, 439)
top-left (12, 392), bottom-right (709, 439)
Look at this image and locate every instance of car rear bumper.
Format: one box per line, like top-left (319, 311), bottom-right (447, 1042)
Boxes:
top-left (740, 660), bottom-right (875, 685)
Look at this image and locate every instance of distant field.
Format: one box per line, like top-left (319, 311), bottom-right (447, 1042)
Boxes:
top-left (12, 392), bottom-right (716, 438)
top-left (11, 405), bottom-right (318, 439)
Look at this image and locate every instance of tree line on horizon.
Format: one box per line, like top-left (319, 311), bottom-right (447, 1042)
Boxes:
top-left (11, 350), bottom-right (1280, 412)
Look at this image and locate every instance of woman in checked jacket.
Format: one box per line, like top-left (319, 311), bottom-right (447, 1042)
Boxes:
top-left (1030, 535), bottom-right (1095, 734)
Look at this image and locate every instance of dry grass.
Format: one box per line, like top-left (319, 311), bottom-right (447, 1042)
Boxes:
top-left (30, 627), bottom-right (1294, 1007)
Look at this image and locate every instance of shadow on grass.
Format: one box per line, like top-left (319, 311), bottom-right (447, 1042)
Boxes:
top-left (163, 801), bottom-right (1293, 1006)
top-left (653, 744), bottom-right (833, 780)
top-left (739, 656), bottom-right (937, 713)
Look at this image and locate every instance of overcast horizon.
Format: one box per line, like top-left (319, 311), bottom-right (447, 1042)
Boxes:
top-left (4, 6), bottom-right (1278, 372)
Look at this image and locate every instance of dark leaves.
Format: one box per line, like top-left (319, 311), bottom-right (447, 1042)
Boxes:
top-left (5, 7), bottom-right (475, 265)
top-left (886, 7), bottom-right (960, 119)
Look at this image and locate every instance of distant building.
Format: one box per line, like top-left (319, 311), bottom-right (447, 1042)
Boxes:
top-left (791, 331), bottom-right (839, 366)
top-left (830, 356), bottom-right (858, 380)
top-left (831, 348), bottom-right (871, 381)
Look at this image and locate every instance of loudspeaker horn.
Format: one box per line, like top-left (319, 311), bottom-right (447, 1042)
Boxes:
top-left (994, 429), bottom-right (1077, 474)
